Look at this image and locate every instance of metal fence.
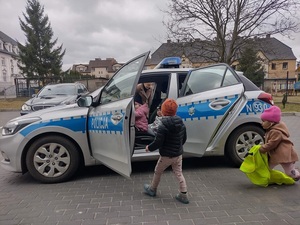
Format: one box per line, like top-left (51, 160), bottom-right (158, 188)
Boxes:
top-left (0, 85), bottom-right (16, 98)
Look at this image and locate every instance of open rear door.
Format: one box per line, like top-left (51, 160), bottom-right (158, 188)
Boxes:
top-left (88, 52), bottom-right (150, 178)
top-left (177, 64), bottom-right (244, 156)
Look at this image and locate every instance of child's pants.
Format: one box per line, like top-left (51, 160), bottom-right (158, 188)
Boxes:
top-left (151, 155), bottom-right (187, 193)
top-left (269, 162), bottom-right (300, 179)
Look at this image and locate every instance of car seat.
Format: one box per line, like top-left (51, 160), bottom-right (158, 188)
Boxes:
top-left (134, 129), bottom-right (155, 149)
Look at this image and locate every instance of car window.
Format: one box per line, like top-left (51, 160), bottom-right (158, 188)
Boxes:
top-left (223, 69), bottom-right (239, 86)
top-left (238, 75), bottom-right (260, 91)
top-left (77, 84), bottom-right (87, 94)
top-left (100, 56), bottom-right (145, 104)
top-left (138, 73), bottom-right (170, 122)
top-left (178, 73), bottom-right (188, 96)
top-left (182, 65), bottom-right (239, 96)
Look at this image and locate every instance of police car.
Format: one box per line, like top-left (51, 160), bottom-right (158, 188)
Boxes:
top-left (0, 52), bottom-right (273, 183)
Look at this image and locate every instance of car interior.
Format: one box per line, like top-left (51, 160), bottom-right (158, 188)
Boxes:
top-left (134, 74), bottom-right (171, 149)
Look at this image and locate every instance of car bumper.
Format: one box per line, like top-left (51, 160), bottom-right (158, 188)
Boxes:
top-left (0, 132), bottom-right (24, 173)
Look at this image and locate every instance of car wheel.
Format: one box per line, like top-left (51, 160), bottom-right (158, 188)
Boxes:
top-left (225, 125), bottom-right (264, 167)
top-left (26, 135), bottom-right (80, 183)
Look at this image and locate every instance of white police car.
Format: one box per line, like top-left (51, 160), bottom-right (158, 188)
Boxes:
top-left (0, 52), bottom-right (273, 183)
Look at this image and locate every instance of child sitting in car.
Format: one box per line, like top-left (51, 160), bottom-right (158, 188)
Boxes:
top-left (135, 101), bottom-right (150, 133)
top-left (148, 103), bottom-right (163, 135)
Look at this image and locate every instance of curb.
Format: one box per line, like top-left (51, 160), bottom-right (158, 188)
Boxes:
top-left (0, 109), bottom-right (19, 112)
top-left (282, 112), bottom-right (300, 117)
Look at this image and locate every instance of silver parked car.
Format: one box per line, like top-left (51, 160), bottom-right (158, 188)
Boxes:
top-left (0, 52), bottom-right (273, 183)
top-left (20, 82), bottom-right (89, 115)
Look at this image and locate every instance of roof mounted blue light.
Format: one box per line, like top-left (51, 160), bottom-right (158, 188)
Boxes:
top-left (154, 57), bottom-right (181, 69)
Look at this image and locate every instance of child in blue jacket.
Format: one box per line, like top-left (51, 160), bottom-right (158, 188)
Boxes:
top-left (144, 98), bottom-right (189, 204)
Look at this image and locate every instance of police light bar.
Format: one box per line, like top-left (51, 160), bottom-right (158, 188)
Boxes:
top-left (154, 57), bottom-right (181, 69)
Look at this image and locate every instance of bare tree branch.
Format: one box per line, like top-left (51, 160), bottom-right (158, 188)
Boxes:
top-left (162, 0), bottom-right (300, 64)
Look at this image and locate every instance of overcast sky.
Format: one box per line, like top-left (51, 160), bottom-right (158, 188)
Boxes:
top-left (1, 0), bottom-right (300, 71)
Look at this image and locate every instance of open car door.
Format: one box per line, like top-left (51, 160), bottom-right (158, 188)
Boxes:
top-left (88, 52), bottom-right (150, 178)
top-left (177, 64), bottom-right (244, 156)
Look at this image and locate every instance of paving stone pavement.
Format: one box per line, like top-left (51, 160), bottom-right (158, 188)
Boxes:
top-left (0, 115), bottom-right (300, 225)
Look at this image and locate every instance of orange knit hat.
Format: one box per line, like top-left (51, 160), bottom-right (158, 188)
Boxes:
top-left (161, 98), bottom-right (178, 116)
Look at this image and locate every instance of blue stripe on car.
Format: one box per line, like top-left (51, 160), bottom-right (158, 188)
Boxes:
top-left (20, 116), bottom-right (87, 136)
top-left (239, 99), bottom-right (271, 115)
top-left (19, 99), bottom-right (270, 137)
top-left (177, 95), bottom-right (238, 121)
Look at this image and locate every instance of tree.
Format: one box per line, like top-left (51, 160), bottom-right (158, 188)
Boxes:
top-left (163, 0), bottom-right (299, 65)
top-left (18, 0), bottom-right (65, 78)
top-left (237, 47), bottom-right (265, 87)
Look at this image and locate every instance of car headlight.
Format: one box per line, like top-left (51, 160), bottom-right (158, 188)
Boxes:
top-left (1, 117), bottom-right (41, 136)
top-left (21, 104), bottom-right (31, 111)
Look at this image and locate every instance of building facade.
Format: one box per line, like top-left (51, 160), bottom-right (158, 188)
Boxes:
top-left (254, 35), bottom-right (297, 94)
top-left (72, 58), bottom-right (123, 79)
top-left (0, 31), bottom-right (22, 96)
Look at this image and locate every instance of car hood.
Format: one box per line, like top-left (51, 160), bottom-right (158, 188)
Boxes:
top-left (25, 95), bottom-right (77, 106)
top-left (13, 103), bottom-right (87, 122)
top-left (5, 104), bottom-right (89, 136)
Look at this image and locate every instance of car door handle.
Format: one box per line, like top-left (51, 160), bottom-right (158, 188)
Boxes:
top-left (209, 99), bottom-right (230, 109)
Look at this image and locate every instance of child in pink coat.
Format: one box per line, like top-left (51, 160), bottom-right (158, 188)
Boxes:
top-left (135, 102), bottom-right (149, 132)
top-left (259, 105), bottom-right (300, 180)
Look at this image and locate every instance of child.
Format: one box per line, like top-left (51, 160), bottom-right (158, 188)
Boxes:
top-left (144, 98), bottom-right (189, 204)
top-left (134, 102), bottom-right (149, 132)
top-left (259, 105), bottom-right (300, 180)
top-left (148, 103), bottom-right (163, 135)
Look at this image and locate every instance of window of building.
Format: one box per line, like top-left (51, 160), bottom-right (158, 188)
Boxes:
top-left (282, 62), bottom-right (288, 70)
top-left (271, 63), bottom-right (276, 70)
top-left (3, 70), bottom-right (7, 82)
top-left (12, 46), bottom-right (18, 54)
top-left (1, 58), bottom-right (5, 66)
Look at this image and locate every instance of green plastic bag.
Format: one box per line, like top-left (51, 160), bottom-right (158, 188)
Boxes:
top-left (240, 145), bottom-right (295, 187)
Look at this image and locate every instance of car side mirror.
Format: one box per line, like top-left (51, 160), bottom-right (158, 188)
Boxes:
top-left (32, 94), bottom-right (36, 98)
top-left (77, 96), bottom-right (93, 107)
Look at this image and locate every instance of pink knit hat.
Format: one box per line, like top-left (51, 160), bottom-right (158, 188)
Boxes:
top-left (260, 105), bottom-right (281, 123)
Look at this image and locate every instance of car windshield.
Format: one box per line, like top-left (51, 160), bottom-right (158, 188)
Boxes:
top-left (38, 85), bottom-right (77, 96)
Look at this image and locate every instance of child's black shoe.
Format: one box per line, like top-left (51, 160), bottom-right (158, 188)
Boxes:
top-left (144, 184), bottom-right (156, 197)
top-left (175, 193), bottom-right (189, 204)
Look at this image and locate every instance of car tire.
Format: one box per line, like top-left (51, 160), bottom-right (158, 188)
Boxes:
top-left (225, 125), bottom-right (265, 167)
top-left (26, 135), bottom-right (80, 183)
